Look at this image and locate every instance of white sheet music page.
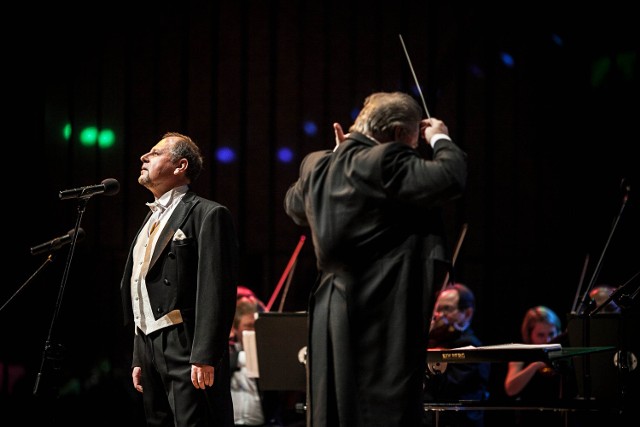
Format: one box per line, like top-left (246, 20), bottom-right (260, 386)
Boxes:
top-left (452, 343), bottom-right (562, 351)
top-left (242, 330), bottom-right (260, 378)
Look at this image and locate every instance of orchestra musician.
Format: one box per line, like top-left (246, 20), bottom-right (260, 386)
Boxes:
top-left (588, 285), bottom-right (621, 313)
top-left (424, 283), bottom-right (490, 427)
top-left (504, 305), bottom-right (577, 426)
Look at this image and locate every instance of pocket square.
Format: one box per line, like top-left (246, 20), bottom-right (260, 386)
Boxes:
top-left (173, 229), bottom-right (187, 241)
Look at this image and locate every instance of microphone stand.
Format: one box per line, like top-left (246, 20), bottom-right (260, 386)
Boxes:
top-left (574, 186), bottom-right (629, 402)
top-left (33, 198), bottom-right (88, 397)
top-left (0, 256), bottom-right (54, 314)
top-left (576, 192), bottom-right (628, 315)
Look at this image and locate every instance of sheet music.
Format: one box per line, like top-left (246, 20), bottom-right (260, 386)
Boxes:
top-left (452, 343), bottom-right (562, 351)
top-left (242, 330), bottom-right (260, 378)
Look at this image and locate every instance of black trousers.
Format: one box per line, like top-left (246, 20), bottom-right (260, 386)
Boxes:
top-left (138, 324), bottom-right (233, 427)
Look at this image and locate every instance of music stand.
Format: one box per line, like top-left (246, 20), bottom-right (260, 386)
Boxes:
top-left (566, 311), bottom-right (640, 403)
top-left (244, 312), bottom-right (308, 391)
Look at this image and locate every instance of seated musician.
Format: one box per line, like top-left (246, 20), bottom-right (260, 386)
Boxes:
top-left (423, 283), bottom-right (490, 427)
top-left (504, 305), bottom-right (577, 426)
top-left (589, 284), bottom-right (621, 313)
top-left (230, 290), bottom-right (284, 427)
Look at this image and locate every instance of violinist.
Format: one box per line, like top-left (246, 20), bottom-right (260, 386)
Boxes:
top-left (589, 284), bottom-right (621, 313)
top-left (423, 283), bottom-right (490, 427)
top-left (504, 306), bottom-right (576, 426)
top-left (229, 294), bottom-right (286, 427)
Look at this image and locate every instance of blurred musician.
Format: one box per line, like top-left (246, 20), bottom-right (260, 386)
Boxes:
top-left (504, 305), bottom-right (577, 426)
top-left (424, 283), bottom-right (490, 427)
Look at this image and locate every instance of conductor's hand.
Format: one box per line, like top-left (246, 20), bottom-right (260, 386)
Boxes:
top-left (333, 122), bottom-right (348, 151)
top-left (132, 366), bottom-right (143, 393)
top-left (421, 117), bottom-right (449, 143)
top-left (191, 363), bottom-right (215, 389)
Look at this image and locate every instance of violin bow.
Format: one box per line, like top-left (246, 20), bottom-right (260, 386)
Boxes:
top-left (441, 223), bottom-right (468, 291)
top-left (570, 254), bottom-right (590, 314)
top-left (427, 223), bottom-right (468, 334)
top-left (266, 235), bottom-right (306, 312)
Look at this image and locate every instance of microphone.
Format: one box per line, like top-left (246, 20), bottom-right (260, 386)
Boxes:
top-left (30, 228), bottom-right (86, 255)
top-left (59, 178), bottom-right (120, 200)
top-left (621, 178), bottom-right (631, 192)
top-left (621, 178), bottom-right (631, 202)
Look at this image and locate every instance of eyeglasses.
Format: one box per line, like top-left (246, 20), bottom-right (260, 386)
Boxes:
top-left (434, 305), bottom-right (458, 314)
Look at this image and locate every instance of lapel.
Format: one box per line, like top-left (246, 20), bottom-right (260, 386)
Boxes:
top-left (148, 191), bottom-right (199, 270)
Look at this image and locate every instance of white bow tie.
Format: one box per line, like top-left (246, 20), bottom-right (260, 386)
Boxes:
top-left (146, 201), bottom-right (167, 213)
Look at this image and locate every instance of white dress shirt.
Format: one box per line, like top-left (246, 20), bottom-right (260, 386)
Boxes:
top-left (130, 185), bottom-right (188, 335)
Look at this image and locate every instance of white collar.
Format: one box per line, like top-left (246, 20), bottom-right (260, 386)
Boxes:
top-left (146, 185), bottom-right (188, 213)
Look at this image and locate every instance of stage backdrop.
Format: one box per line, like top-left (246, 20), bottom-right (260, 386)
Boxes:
top-left (3, 2), bottom-right (638, 424)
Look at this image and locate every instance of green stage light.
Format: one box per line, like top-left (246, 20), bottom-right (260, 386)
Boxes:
top-left (63, 123), bottom-right (72, 140)
top-left (98, 129), bottom-right (115, 148)
top-left (80, 127), bottom-right (99, 146)
top-left (616, 52), bottom-right (636, 80)
top-left (63, 123), bottom-right (116, 148)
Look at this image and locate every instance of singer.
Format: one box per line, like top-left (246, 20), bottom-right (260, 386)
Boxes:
top-left (118, 132), bottom-right (239, 427)
top-left (284, 92), bottom-right (467, 427)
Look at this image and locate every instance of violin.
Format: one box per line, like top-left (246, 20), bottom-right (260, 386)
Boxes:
top-left (427, 317), bottom-right (462, 348)
top-left (535, 331), bottom-right (571, 376)
top-left (538, 363), bottom-right (558, 377)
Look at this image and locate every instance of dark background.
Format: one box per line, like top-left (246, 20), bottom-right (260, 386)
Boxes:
top-left (2, 1), bottom-right (638, 425)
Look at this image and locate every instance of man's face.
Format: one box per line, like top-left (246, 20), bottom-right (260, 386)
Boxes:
top-left (432, 289), bottom-right (472, 330)
top-left (235, 313), bottom-right (256, 343)
top-left (139, 137), bottom-right (180, 191)
top-left (433, 289), bottom-right (462, 326)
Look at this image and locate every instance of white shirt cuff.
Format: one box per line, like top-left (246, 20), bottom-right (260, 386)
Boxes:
top-left (430, 133), bottom-right (451, 148)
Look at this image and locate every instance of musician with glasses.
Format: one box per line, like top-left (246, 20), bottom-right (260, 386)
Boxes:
top-left (423, 283), bottom-right (490, 427)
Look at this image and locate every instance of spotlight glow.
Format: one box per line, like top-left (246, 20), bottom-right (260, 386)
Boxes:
top-left (277, 147), bottom-right (294, 163)
top-left (500, 52), bottom-right (515, 68)
top-left (216, 147), bottom-right (236, 163)
top-left (303, 120), bottom-right (318, 136)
